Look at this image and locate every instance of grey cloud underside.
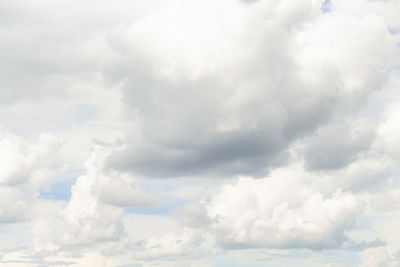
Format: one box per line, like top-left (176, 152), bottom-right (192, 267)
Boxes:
top-left (105, 22), bottom-right (347, 177)
top-left (304, 120), bottom-right (374, 171)
top-left (102, 0), bottom-right (391, 178)
top-left (107, 85), bottom-right (330, 178)
top-left (109, 127), bottom-right (290, 177)
top-left (106, 61), bottom-right (350, 178)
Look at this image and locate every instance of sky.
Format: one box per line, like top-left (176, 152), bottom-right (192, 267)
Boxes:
top-left (0, 0), bottom-right (400, 266)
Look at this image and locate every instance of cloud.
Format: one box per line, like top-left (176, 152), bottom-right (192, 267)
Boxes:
top-left (100, 178), bottom-right (160, 208)
top-left (134, 228), bottom-right (209, 260)
top-left (138, 163), bottom-right (372, 256)
top-left (0, 187), bottom-right (30, 223)
top-left (195, 170), bottom-right (364, 249)
top-left (0, 0), bottom-right (400, 266)
top-left (374, 102), bottom-right (400, 162)
top-left (62, 148), bottom-right (124, 244)
top-left (0, 132), bottom-right (61, 224)
top-left (62, 146), bottom-right (160, 245)
top-left (105, 0), bottom-right (396, 178)
top-left (329, 158), bottom-right (392, 193)
top-left (343, 238), bottom-right (386, 251)
top-left (0, 133), bottom-right (61, 186)
top-left (359, 246), bottom-right (400, 267)
top-left (303, 119), bottom-right (374, 171)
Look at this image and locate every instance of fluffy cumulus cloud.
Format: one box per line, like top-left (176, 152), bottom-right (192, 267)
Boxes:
top-left (106, 0), bottom-right (394, 178)
top-left (0, 132), bottom-right (61, 223)
top-left (62, 146), bottom-right (160, 246)
top-left (200, 174), bottom-right (363, 249)
top-left (62, 148), bottom-right (125, 244)
top-left (0, 133), bottom-right (61, 186)
top-left (1, 0), bottom-right (400, 266)
top-left (165, 165), bottom-right (366, 255)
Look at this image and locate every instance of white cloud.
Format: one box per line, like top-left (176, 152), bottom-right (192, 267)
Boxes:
top-left (0, 133), bottom-right (61, 186)
top-left (62, 148), bottom-right (124, 244)
top-left (69, 251), bottom-right (118, 267)
top-left (0, 132), bottom-right (61, 224)
top-left (0, 0), bottom-right (400, 266)
top-left (135, 228), bottom-right (212, 260)
top-left (0, 187), bottom-right (30, 223)
top-left (106, 0), bottom-right (397, 179)
top-left (100, 178), bottom-right (160, 208)
top-left (62, 146), bottom-right (160, 245)
top-left (190, 168), bottom-right (364, 249)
